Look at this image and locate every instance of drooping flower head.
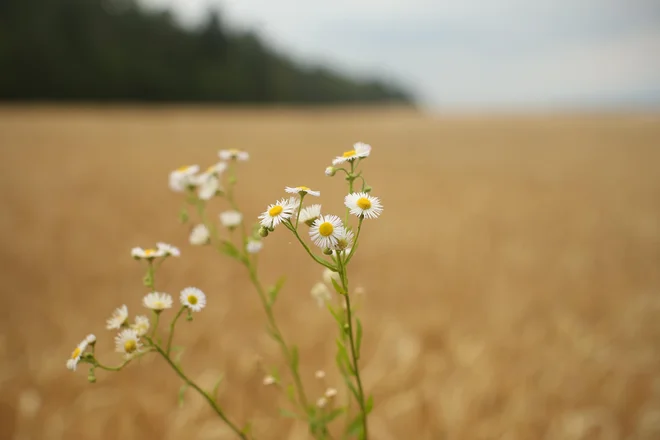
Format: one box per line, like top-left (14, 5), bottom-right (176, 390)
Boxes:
top-left (66, 337), bottom-right (89, 371)
top-left (333, 228), bottom-right (355, 252)
top-left (156, 242), bottom-right (180, 257)
top-left (106, 305), bottom-right (129, 330)
top-left (180, 287), bottom-right (207, 312)
top-left (332, 142), bottom-right (371, 166)
top-left (218, 149), bottom-right (249, 161)
top-left (169, 165), bottom-right (200, 192)
top-left (344, 192), bottom-right (383, 219)
top-left (115, 328), bottom-right (142, 359)
top-left (299, 204), bottom-right (322, 226)
top-left (309, 214), bottom-right (345, 249)
top-left (285, 186), bottom-right (321, 197)
top-left (259, 198), bottom-right (296, 229)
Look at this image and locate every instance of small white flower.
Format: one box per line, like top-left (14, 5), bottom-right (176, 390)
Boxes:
top-left (322, 268), bottom-right (341, 286)
top-left (344, 192), bottom-right (383, 219)
top-left (309, 215), bottom-right (345, 249)
top-left (299, 204), bottom-right (322, 227)
top-left (143, 292), bottom-right (173, 311)
top-left (325, 388), bottom-right (338, 398)
top-left (333, 228), bottom-right (354, 252)
top-left (246, 239), bottom-right (263, 254)
top-left (219, 210), bottom-right (243, 228)
top-left (169, 165), bottom-right (200, 192)
top-left (199, 162), bottom-right (228, 180)
top-left (311, 282), bottom-right (332, 308)
top-left (332, 142), bottom-right (371, 166)
top-left (198, 175), bottom-right (221, 200)
top-left (106, 305), bottom-right (129, 330)
top-left (189, 224), bottom-right (210, 246)
top-left (115, 328), bottom-right (142, 359)
top-left (316, 397), bottom-right (328, 408)
top-left (258, 198), bottom-right (296, 229)
top-left (157, 242), bottom-right (180, 257)
top-left (66, 337), bottom-right (89, 371)
top-left (86, 334), bottom-right (96, 344)
top-left (219, 149), bottom-right (249, 161)
top-left (131, 247), bottom-right (166, 259)
top-left (315, 370), bottom-right (326, 379)
top-left (285, 186), bottom-right (321, 197)
top-left (131, 315), bottom-right (150, 336)
top-left (263, 375), bottom-right (276, 386)
top-left (180, 287), bottom-right (207, 312)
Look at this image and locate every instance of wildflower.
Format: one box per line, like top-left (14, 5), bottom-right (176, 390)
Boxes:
top-left (115, 328), bottom-right (142, 359)
top-left (180, 287), bottom-right (207, 312)
top-left (219, 210), bottom-right (243, 229)
top-left (299, 204), bottom-right (322, 226)
top-left (198, 162), bottom-right (228, 180)
top-left (131, 247), bottom-right (166, 260)
top-left (311, 282), bottom-right (332, 308)
top-left (309, 215), bottom-right (345, 249)
top-left (263, 375), bottom-right (276, 386)
top-left (157, 242), bottom-right (180, 257)
top-left (218, 149), bottom-right (249, 161)
top-left (66, 337), bottom-right (89, 371)
top-left (344, 192), bottom-right (383, 219)
top-left (258, 198), bottom-right (296, 229)
top-left (315, 370), bottom-right (326, 379)
top-left (246, 239), bottom-right (263, 254)
top-left (198, 175), bottom-right (221, 200)
top-left (333, 228), bottom-right (354, 252)
top-left (285, 186), bottom-right (321, 197)
top-left (322, 268), bottom-right (341, 286)
top-left (189, 224), bottom-right (210, 245)
top-left (169, 165), bottom-right (200, 192)
top-left (325, 388), bottom-right (338, 398)
top-left (131, 315), bottom-right (150, 336)
top-left (316, 397), bottom-right (328, 408)
top-left (325, 166), bottom-right (336, 176)
top-left (143, 292), bottom-right (173, 311)
top-left (332, 142), bottom-right (371, 166)
top-left (106, 305), bottom-right (129, 330)
top-left (86, 334), bottom-right (96, 344)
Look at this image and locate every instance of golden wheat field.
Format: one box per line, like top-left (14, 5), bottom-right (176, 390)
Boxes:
top-left (1, 106), bottom-right (660, 440)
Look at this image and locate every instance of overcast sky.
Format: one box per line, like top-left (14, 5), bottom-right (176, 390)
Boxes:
top-left (140, 0), bottom-right (660, 111)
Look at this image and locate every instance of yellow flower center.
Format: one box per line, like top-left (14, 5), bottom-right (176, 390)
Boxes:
top-left (124, 340), bottom-right (137, 354)
top-left (356, 197), bottom-right (371, 210)
top-left (336, 239), bottom-right (349, 250)
top-left (229, 149), bottom-right (239, 157)
top-left (207, 165), bottom-right (216, 172)
top-left (187, 295), bottom-right (198, 305)
top-left (153, 300), bottom-right (164, 309)
top-left (71, 347), bottom-right (81, 359)
top-left (177, 165), bottom-right (191, 172)
top-left (268, 205), bottom-right (283, 217)
top-left (144, 249), bottom-right (154, 256)
top-left (342, 150), bottom-right (356, 158)
top-left (319, 222), bottom-right (334, 237)
top-left (298, 186), bottom-right (310, 191)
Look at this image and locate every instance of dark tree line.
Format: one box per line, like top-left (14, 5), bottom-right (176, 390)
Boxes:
top-left (0, 0), bottom-right (413, 104)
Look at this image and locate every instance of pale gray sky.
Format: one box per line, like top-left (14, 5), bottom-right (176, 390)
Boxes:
top-left (140, 0), bottom-right (660, 111)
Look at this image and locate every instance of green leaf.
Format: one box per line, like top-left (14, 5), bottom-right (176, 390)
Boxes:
top-left (241, 422), bottom-right (252, 435)
top-left (218, 240), bottom-right (240, 259)
top-left (320, 407), bottom-right (345, 424)
top-left (279, 408), bottom-right (304, 420)
top-left (327, 304), bottom-right (345, 325)
top-left (210, 374), bottom-right (224, 400)
top-left (345, 414), bottom-right (365, 437)
top-left (285, 384), bottom-right (297, 405)
top-left (173, 347), bottom-right (186, 367)
top-left (268, 275), bottom-right (287, 305)
top-left (365, 395), bottom-right (374, 414)
top-left (178, 383), bottom-right (188, 408)
top-left (330, 277), bottom-right (346, 295)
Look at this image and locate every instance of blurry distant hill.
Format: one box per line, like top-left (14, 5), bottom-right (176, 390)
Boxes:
top-left (0, 0), bottom-right (413, 104)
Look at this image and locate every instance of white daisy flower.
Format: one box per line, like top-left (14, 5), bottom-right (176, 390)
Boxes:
top-left (218, 149), bottom-right (249, 161)
top-left (262, 375), bottom-right (276, 386)
top-left (285, 186), bottom-right (321, 197)
top-left (258, 198), bottom-right (296, 229)
top-left (180, 287), bottom-right (207, 312)
top-left (169, 165), bottom-right (200, 192)
top-left (115, 328), bottom-right (142, 359)
top-left (299, 204), bottom-right (322, 226)
top-left (198, 175), bottom-right (221, 200)
top-left (333, 228), bottom-right (354, 252)
top-left (286, 196), bottom-right (301, 211)
top-left (315, 370), bottom-right (326, 379)
top-left (131, 315), bottom-right (150, 336)
top-left (66, 337), bottom-right (89, 371)
top-left (86, 334), bottom-right (96, 344)
top-left (199, 162), bottom-right (228, 180)
top-left (106, 305), bottom-right (129, 330)
top-left (325, 388), bottom-right (338, 398)
top-left (309, 215), bottom-right (345, 249)
top-left (322, 268), bottom-right (341, 286)
top-left (332, 142), bottom-right (372, 166)
top-left (344, 192), bottom-right (383, 219)
top-left (189, 224), bottom-right (210, 246)
top-left (143, 292), bottom-right (173, 311)
top-left (131, 247), bottom-right (166, 259)
top-left (157, 242), bottom-right (180, 257)
top-left (311, 282), bottom-right (332, 308)
top-left (219, 210), bottom-right (243, 228)
top-left (246, 239), bottom-right (263, 254)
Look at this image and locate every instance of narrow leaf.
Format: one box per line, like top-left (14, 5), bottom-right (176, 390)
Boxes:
top-left (279, 408), bottom-right (304, 420)
top-left (356, 318), bottom-right (363, 358)
top-left (330, 277), bottom-right (346, 295)
top-left (365, 395), bottom-right (374, 414)
top-left (345, 414), bottom-right (365, 437)
top-left (210, 374), bottom-right (224, 400)
top-left (178, 383), bottom-right (189, 408)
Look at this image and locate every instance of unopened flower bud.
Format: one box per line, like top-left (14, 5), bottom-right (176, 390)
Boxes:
top-left (323, 248), bottom-right (333, 255)
top-left (258, 227), bottom-right (269, 238)
top-left (325, 167), bottom-right (336, 177)
top-left (364, 185), bottom-right (373, 193)
top-left (87, 368), bottom-right (97, 383)
top-left (86, 334), bottom-right (96, 345)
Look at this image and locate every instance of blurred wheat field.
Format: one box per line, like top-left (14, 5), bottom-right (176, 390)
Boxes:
top-left (1, 106), bottom-right (659, 440)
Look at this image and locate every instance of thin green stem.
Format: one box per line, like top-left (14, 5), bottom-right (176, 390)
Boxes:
top-left (284, 221), bottom-right (335, 270)
top-left (295, 194), bottom-right (305, 229)
top-left (166, 306), bottom-right (186, 356)
top-left (345, 217), bottom-right (364, 265)
top-left (90, 348), bottom-right (154, 372)
top-left (150, 310), bottom-right (161, 339)
top-left (151, 343), bottom-right (248, 440)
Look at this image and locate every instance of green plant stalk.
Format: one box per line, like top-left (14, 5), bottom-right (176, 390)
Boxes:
top-left (284, 221), bottom-right (335, 270)
top-left (151, 343), bottom-right (248, 440)
top-left (166, 306), bottom-right (186, 356)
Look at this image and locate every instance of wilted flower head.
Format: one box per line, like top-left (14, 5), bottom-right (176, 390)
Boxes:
top-left (299, 204), bottom-right (322, 227)
top-left (106, 305), bottom-right (129, 330)
top-left (189, 224), bottom-right (210, 245)
top-left (333, 228), bottom-right (354, 252)
top-left (332, 142), bottom-right (371, 166)
top-left (219, 149), bottom-right (249, 161)
top-left (169, 165), bottom-right (200, 192)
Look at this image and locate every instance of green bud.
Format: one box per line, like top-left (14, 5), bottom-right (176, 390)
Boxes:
top-left (87, 368), bottom-right (97, 383)
top-left (325, 166), bottom-right (336, 177)
top-left (258, 227), bottom-right (269, 238)
top-left (364, 185), bottom-right (373, 193)
top-left (323, 248), bottom-right (333, 255)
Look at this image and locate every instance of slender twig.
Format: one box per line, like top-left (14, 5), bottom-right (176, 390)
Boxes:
top-left (166, 306), bottom-right (186, 356)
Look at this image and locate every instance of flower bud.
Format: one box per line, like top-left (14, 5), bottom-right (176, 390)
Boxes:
top-left (364, 185), bottom-right (373, 193)
top-left (258, 227), bottom-right (269, 238)
top-left (325, 166), bottom-right (336, 177)
top-left (87, 368), bottom-right (97, 384)
top-left (323, 248), bottom-right (333, 255)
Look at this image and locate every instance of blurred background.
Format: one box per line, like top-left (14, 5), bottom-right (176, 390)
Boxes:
top-left (1, 1), bottom-right (660, 439)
